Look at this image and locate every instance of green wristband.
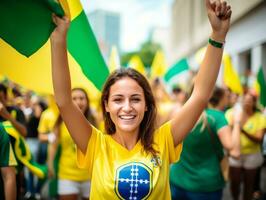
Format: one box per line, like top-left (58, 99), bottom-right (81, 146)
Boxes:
top-left (208, 38), bottom-right (225, 48)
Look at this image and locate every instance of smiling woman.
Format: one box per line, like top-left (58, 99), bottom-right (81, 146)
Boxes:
top-left (50, 0), bottom-right (232, 199)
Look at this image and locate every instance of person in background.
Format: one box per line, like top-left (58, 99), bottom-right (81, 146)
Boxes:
top-left (37, 95), bottom-right (59, 198)
top-left (48, 88), bottom-right (97, 200)
top-left (24, 96), bottom-right (47, 200)
top-left (170, 86), bottom-right (241, 200)
top-left (225, 90), bottom-right (266, 200)
top-left (0, 83), bottom-right (27, 199)
top-left (0, 122), bottom-right (17, 200)
top-left (0, 83), bottom-right (27, 137)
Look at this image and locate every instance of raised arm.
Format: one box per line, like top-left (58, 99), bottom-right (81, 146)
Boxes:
top-left (50, 15), bottom-right (92, 154)
top-left (170, 0), bottom-right (232, 146)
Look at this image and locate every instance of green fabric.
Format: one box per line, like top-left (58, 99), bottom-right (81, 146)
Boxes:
top-left (164, 58), bottom-right (189, 82)
top-left (0, 1), bottom-right (109, 90)
top-left (67, 11), bottom-right (109, 90)
top-left (0, 0), bottom-right (64, 57)
top-left (257, 67), bottom-right (266, 107)
top-left (2, 121), bottom-right (48, 179)
top-left (0, 123), bottom-right (16, 200)
top-left (0, 124), bottom-right (14, 167)
top-left (170, 109), bottom-right (228, 192)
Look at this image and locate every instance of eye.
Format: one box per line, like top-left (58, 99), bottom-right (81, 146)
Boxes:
top-left (131, 98), bottom-right (141, 102)
top-left (113, 98), bottom-right (122, 102)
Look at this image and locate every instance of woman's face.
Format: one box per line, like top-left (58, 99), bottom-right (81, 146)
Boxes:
top-left (105, 77), bottom-right (147, 135)
top-left (71, 90), bottom-right (88, 113)
top-left (243, 93), bottom-right (255, 110)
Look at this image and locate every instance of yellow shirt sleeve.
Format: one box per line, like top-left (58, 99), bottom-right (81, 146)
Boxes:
top-left (76, 126), bottom-right (103, 178)
top-left (154, 122), bottom-right (183, 164)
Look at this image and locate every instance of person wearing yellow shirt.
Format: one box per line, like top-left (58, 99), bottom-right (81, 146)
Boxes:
top-left (50, 0), bottom-right (232, 199)
top-left (48, 88), bottom-right (97, 200)
top-left (225, 91), bottom-right (266, 200)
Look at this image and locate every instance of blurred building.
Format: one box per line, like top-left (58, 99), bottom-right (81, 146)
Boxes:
top-left (170, 0), bottom-right (266, 84)
top-left (87, 10), bottom-right (121, 59)
top-left (151, 27), bottom-right (171, 66)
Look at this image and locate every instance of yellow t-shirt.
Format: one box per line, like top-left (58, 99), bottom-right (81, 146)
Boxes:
top-left (77, 122), bottom-right (182, 200)
top-left (38, 108), bottom-right (58, 134)
top-left (58, 123), bottom-right (90, 181)
top-left (226, 109), bottom-right (266, 154)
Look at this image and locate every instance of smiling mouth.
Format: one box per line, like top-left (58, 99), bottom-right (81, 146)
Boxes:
top-left (119, 115), bottom-right (136, 120)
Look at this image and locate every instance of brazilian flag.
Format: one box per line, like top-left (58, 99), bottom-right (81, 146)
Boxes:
top-left (0, 0), bottom-right (108, 97)
top-left (1, 121), bottom-right (48, 179)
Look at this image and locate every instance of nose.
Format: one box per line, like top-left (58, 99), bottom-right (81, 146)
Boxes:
top-left (122, 100), bottom-right (133, 112)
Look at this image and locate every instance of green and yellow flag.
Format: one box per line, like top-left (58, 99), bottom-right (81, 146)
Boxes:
top-left (0, 0), bottom-right (109, 97)
top-left (254, 67), bottom-right (266, 107)
top-left (1, 121), bottom-right (48, 179)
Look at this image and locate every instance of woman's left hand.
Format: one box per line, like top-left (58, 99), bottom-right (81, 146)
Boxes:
top-left (206, 0), bottom-right (232, 40)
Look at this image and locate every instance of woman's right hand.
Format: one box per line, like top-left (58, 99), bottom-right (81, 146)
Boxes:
top-left (50, 14), bottom-right (70, 42)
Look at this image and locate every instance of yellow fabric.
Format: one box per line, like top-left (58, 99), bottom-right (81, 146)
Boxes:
top-left (77, 122), bottom-right (182, 200)
top-left (58, 123), bottom-right (90, 181)
top-left (128, 55), bottom-right (146, 75)
top-left (3, 121), bottom-right (47, 178)
top-left (65, 0), bottom-right (82, 20)
top-left (150, 50), bottom-right (167, 80)
top-left (38, 108), bottom-right (58, 134)
top-left (8, 143), bottom-right (17, 166)
top-left (226, 109), bottom-right (266, 154)
top-left (223, 54), bottom-right (243, 95)
top-left (108, 46), bottom-right (120, 73)
top-left (0, 39), bottom-right (100, 100)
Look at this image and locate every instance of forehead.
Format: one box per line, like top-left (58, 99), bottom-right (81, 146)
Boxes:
top-left (72, 90), bottom-right (86, 97)
top-left (109, 77), bottom-right (144, 96)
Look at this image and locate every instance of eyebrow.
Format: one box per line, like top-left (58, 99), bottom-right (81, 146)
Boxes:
top-left (110, 94), bottom-right (143, 98)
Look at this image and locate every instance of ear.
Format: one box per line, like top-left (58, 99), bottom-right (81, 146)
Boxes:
top-left (145, 105), bottom-right (148, 111)
top-left (105, 101), bottom-right (110, 112)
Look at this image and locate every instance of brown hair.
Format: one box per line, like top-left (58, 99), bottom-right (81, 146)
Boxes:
top-left (101, 68), bottom-right (158, 156)
top-left (55, 88), bottom-right (97, 129)
top-left (72, 87), bottom-right (97, 127)
top-left (209, 86), bottom-right (225, 107)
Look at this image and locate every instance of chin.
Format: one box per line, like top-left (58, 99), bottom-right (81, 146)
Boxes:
top-left (118, 125), bottom-right (138, 134)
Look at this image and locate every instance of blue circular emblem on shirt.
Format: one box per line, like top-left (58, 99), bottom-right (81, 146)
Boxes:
top-left (115, 162), bottom-right (153, 200)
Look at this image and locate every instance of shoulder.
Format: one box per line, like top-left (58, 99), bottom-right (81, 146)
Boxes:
top-left (155, 121), bottom-right (171, 134)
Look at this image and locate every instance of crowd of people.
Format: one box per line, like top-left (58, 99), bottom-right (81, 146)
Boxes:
top-left (1, 0), bottom-right (266, 200)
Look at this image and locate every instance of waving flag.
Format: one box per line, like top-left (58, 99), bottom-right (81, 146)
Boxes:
top-left (128, 55), bottom-right (146, 75)
top-left (223, 54), bottom-right (243, 95)
top-left (163, 58), bottom-right (190, 92)
top-left (108, 46), bottom-right (121, 73)
top-left (1, 121), bottom-right (48, 179)
top-left (150, 50), bottom-right (167, 80)
top-left (0, 0), bottom-right (108, 97)
top-left (254, 67), bottom-right (266, 107)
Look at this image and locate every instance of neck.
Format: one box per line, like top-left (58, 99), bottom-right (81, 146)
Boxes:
top-left (244, 107), bottom-right (254, 116)
top-left (113, 129), bottom-right (139, 150)
top-left (214, 104), bottom-right (224, 111)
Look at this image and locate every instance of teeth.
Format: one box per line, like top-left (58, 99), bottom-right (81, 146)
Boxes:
top-left (119, 115), bottom-right (135, 120)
